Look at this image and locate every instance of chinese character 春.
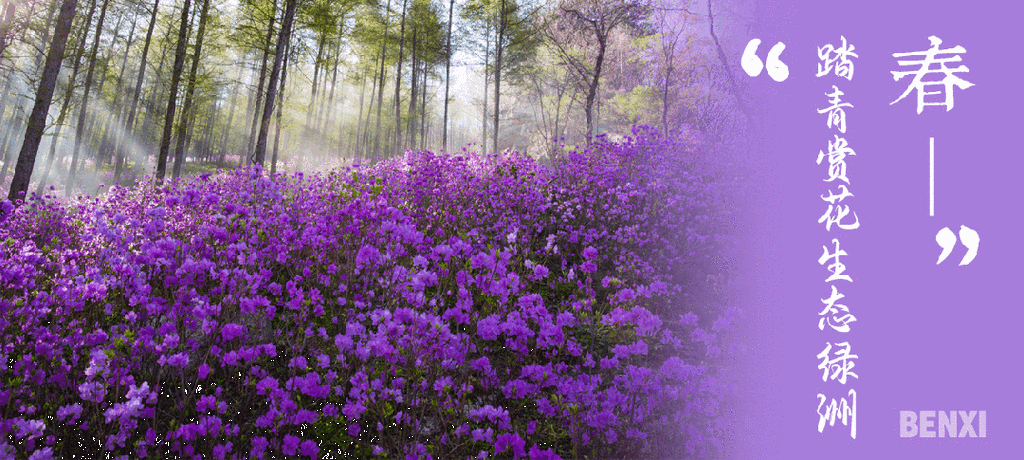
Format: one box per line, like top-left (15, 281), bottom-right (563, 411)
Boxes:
top-left (817, 86), bottom-right (853, 132)
top-left (891, 36), bottom-right (974, 114)
top-left (818, 285), bottom-right (857, 333)
top-left (818, 36), bottom-right (858, 80)
top-left (817, 342), bottom-right (859, 384)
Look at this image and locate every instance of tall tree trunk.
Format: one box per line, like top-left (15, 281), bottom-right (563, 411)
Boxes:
top-left (325, 22), bottom-right (343, 145)
top-left (35, 14), bottom-right (90, 196)
top-left (0, 106), bottom-right (20, 186)
top-left (420, 60), bottom-right (426, 150)
top-left (354, 76), bottom-right (366, 159)
top-left (300, 34), bottom-right (325, 170)
top-left (220, 80), bottom-right (238, 167)
top-left (203, 101), bottom-right (217, 161)
top-left (392, 0), bottom-right (408, 156)
top-left (493, 0), bottom-right (505, 153)
top-left (119, 0), bottom-right (161, 183)
top-left (373, 0), bottom-right (392, 162)
top-left (246, 0), bottom-right (277, 162)
top-left (364, 74), bottom-right (376, 157)
top-left (706, 0), bottom-right (752, 129)
top-left (406, 27), bottom-right (417, 150)
top-left (173, 0), bottom-right (212, 180)
top-left (271, 40), bottom-right (290, 175)
top-left (111, 17), bottom-right (138, 181)
top-left (142, 26), bottom-right (173, 151)
top-left (156, 0), bottom-right (194, 183)
top-left (13, 0), bottom-right (60, 183)
top-left (482, 21), bottom-right (490, 155)
top-left (0, 2), bottom-right (17, 59)
top-left (253, 0), bottom-right (296, 167)
top-left (92, 10), bottom-right (127, 172)
top-left (305, 35), bottom-right (324, 135)
top-left (662, 56), bottom-right (673, 134)
top-left (583, 32), bottom-right (606, 139)
top-left (442, 0), bottom-right (453, 152)
top-left (240, 66), bottom-right (256, 166)
top-left (7, 0), bottom-right (77, 202)
top-left (91, 54), bottom-right (111, 172)
top-left (67, 0), bottom-right (109, 195)
top-left (0, 74), bottom-right (12, 181)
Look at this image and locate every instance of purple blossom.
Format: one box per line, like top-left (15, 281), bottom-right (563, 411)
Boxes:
top-left (282, 435), bottom-right (300, 455)
top-left (167, 352), bottom-right (189, 367)
top-left (494, 432), bottom-right (526, 458)
top-left (221, 323), bottom-right (245, 342)
top-left (212, 442), bottom-right (233, 460)
top-left (250, 437), bottom-right (268, 458)
top-left (355, 245), bottom-right (381, 268)
top-left (198, 363), bottom-right (212, 379)
top-left (56, 403), bottom-right (83, 423)
top-left (294, 409), bottom-right (319, 425)
top-left (679, 312), bottom-right (699, 326)
top-left (300, 440), bottom-right (320, 457)
top-left (0, 129), bottom-right (734, 458)
top-left (476, 315), bottom-right (501, 341)
top-left (471, 427), bottom-right (493, 443)
top-left (342, 401), bottom-right (366, 419)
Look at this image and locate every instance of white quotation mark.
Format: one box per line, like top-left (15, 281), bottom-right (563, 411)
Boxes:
top-left (741, 38), bottom-right (789, 82)
top-left (935, 225), bottom-right (980, 265)
top-left (930, 138), bottom-right (979, 266)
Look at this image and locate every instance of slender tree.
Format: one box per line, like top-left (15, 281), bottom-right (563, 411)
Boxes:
top-left (493, 0), bottom-right (505, 153)
top-left (173, 0), bottom-right (213, 180)
top-left (548, 0), bottom-right (648, 138)
top-left (706, 0), bottom-right (751, 128)
top-left (220, 79), bottom-right (238, 167)
top-left (7, 0), bottom-right (77, 202)
top-left (156, 0), bottom-right (195, 182)
top-left (253, 0), bottom-right (297, 166)
top-left (35, 3), bottom-right (93, 195)
top-left (109, 15), bottom-right (138, 178)
top-left (406, 25), bottom-right (417, 148)
top-left (441, 0), bottom-right (453, 151)
top-left (271, 38), bottom-right (291, 174)
top-left (67, 0), bottom-right (110, 194)
top-left (392, 0), bottom-right (408, 156)
top-left (482, 20), bottom-right (489, 154)
top-left (246, 0), bottom-right (278, 161)
top-left (118, 0), bottom-right (161, 183)
top-left (372, 0), bottom-right (392, 161)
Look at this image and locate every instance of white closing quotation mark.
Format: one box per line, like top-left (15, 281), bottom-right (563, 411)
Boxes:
top-left (935, 225), bottom-right (979, 265)
top-left (741, 38), bottom-right (789, 82)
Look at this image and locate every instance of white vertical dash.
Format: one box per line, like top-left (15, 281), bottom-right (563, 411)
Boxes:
top-left (930, 137), bottom-right (934, 217)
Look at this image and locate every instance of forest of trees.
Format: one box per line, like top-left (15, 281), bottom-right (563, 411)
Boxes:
top-left (0, 0), bottom-right (755, 201)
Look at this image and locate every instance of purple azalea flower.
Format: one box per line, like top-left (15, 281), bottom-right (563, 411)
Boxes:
top-left (282, 435), bottom-right (300, 455)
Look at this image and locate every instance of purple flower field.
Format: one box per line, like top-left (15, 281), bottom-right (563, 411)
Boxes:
top-left (0, 126), bottom-right (740, 459)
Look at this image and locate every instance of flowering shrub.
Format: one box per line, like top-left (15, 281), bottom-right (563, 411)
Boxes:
top-left (0, 125), bottom-right (738, 459)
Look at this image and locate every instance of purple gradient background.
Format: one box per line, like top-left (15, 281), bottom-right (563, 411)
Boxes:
top-left (732, 1), bottom-right (1023, 458)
